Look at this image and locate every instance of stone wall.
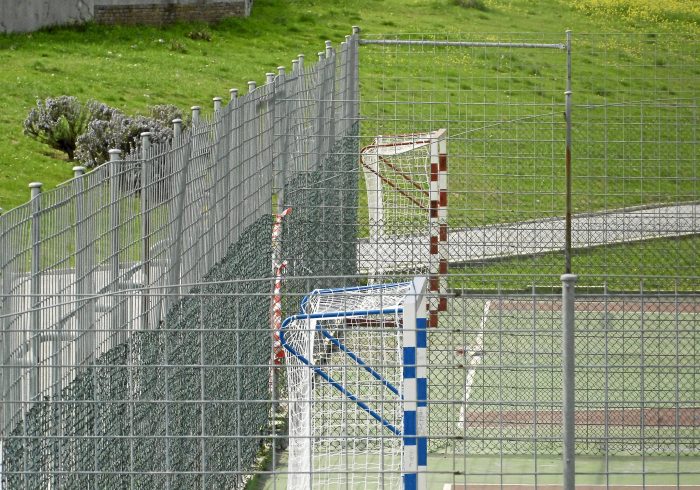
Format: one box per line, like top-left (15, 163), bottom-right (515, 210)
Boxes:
top-left (0, 0), bottom-right (251, 33)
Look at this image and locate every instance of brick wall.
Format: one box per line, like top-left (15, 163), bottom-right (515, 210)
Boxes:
top-left (94, 2), bottom-right (248, 26)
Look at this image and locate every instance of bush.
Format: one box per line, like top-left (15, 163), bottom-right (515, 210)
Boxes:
top-left (186, 30), bottom-right (212, 42)
top-left (75, 112), bottom-right (173, 168)
top-left (23, 97), bottom-right (117, 160)
top-left (453, 0), bottom-right (488, 10)
top-left (24, 97), bottom-right (91, 159)
top-left (149, 104), bottom-right (185, 126)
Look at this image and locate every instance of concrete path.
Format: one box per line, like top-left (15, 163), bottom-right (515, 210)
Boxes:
top-left (358, 203), bottom-right (700, 273)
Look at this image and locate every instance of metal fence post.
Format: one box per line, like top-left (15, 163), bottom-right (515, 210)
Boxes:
top-left (325, 40), bottom-right (337, 150)
top-left (564, 30), bottom-right (573, 274)
top-left (561, 273), bottom-right (577, 490)
top-left (167, 138), bottom-right (192, 313)
top-left (0, 207), bottom-right (11, 433)
top-left (191, 105), bottom-right (201, 125)
top-left (109, 149), bottom-right (122, 348)
top-left (275, 66), bottom-right (290, 214)
top-left (28, 182), bottom-right (42, 402)
top-left (140, 133), bottom-right (151, 330)
top-left (72, 166), bottom-right (94, 369)
top-left (351, 26), bottom-right (361, 121)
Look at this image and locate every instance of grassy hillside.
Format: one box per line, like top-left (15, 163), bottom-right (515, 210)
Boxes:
top-left (0, 0), bottom-right (697, 210)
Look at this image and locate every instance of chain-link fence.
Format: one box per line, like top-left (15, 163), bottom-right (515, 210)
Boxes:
top-left (355, 31), bottom-right (698, 489)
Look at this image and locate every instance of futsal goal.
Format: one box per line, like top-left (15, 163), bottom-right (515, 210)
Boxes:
top-left (360, 130), bottom-right (448, 320)
top-left (280, 277), bottom-right (428, 489)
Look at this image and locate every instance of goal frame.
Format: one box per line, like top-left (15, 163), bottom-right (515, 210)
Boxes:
top-left (280, 276), bottom-right (429, 489)
top-left (360, 130), bottom-right (448, 326)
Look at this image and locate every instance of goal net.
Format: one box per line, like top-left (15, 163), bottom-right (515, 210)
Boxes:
top-left (280, 277), bottom-right (428, 489)
top-left (360, 130), bottom-right (448, 319)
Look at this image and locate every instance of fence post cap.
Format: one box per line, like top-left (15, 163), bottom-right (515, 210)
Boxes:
top-left (28, 182), bottom-right (43, 189)
top-left (560, 274), bottom-right (578, 283)
top-left (72, 166), bottom-right (86, 173)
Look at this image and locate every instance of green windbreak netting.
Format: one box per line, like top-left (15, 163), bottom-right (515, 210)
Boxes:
top-left (281, 124), bottom-right (360, 302)
top-left (3, 215), bottom-right (272, 489)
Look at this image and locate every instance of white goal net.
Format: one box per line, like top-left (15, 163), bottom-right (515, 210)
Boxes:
top-left (359, 129), bottom-right (447, 281)
top-left (281, 278), bottom-right (428, 489)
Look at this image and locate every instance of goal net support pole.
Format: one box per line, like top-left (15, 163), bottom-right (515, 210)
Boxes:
top-left (402, 276), bottom-right (429, 489)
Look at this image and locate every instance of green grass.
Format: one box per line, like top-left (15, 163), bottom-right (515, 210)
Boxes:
top-left (449, 235), bottom-right (700, 292)
top-left (0, 0), bottom-right (697, 212)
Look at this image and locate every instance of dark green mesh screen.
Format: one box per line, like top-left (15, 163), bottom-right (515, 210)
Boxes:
top-left (281, 124), bottom-right (360, 303)
top-left (3, 215), bottom-right (272, 489)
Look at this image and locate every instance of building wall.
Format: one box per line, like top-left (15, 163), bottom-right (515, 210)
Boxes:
top-left (0, 0), bottom-right (93, 33)
top-left (0, 0), bottom-right (251, 33)
top-left (94, 1), bottom-right (249, 26)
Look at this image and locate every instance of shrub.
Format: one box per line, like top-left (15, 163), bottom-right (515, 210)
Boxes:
top-left (75, 112), bottom-right (173, 168)
top-left (186, 30), bottom-right (212, 42)
top-left (24, 97), bottom-right (83, 159)
top-left (149, 104), bottom-right (185, 126)
top-left (453, 0), bottom-right (488, 10)
top-left (23, 97), bottom-right (116, 160)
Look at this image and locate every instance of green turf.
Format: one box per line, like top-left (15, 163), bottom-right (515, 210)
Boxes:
top-left (254, 453), bottom-right (700, 488)
top-left (449, 235), bottom-right (700, 292)
top-left (433, 297), bottom-right (700, 454)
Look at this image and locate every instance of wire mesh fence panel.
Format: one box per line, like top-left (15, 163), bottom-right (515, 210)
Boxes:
top-left (354, 30), bottom-right (698, 489)
top-left (0, 28), bottom-right (698, 489)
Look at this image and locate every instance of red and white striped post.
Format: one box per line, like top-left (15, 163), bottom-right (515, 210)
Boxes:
top-left (272, 260), bottom-right (288, 364)
top-left (428, 129), bottom-right (448, 327)
top-left (429, 136), bottom-right (440, 328)
top-left (271, 207), bottom-right (292, 362)
top-left (438, 137), bottom-right (448, 313)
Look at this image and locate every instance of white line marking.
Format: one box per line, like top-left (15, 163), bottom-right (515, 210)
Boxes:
top-left (459, 300), bottom-right (491, 427)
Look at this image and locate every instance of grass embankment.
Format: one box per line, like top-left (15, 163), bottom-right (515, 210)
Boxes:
top-left (0, 0), bottom-right (697, 211)
top-left (0, 0), bottom-right (697, 285)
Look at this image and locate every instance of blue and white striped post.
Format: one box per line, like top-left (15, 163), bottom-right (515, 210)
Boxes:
top-left (402, 276), bottom-right (428, 490)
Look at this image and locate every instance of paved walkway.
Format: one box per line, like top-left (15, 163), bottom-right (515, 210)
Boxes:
top-left (358, 203), bottom-right (700, 273)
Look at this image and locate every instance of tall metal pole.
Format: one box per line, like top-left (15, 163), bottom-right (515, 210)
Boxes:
top-left (108, 149), bottom-right (122, 346)
top-left (561, 273), bottom-right (577, 490)
top-left (29, 182), bottom-right (42, 402)
top-left (564, 30), bottom-right (573, 274)
top-left (140, 132), bottom-right (151, 330)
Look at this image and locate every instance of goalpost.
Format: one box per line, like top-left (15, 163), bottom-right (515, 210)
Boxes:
top-left (360, 130), bottom-right (448, 324)
top-left (280, 277), bottom-right (428, 489)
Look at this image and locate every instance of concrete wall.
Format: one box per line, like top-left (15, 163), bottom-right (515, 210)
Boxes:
top-left (94, 1), bottom-right (250, 26)
top-left (0, 0), bottom-right (93, 33)
top-left (0, 0), bottom-right (252, 33)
